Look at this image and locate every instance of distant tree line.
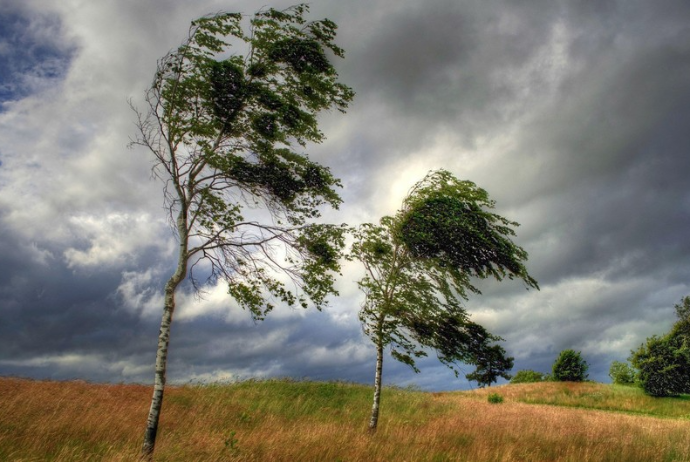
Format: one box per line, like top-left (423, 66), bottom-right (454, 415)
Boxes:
top-left (510, 349), bottom-right (589, 384)
top-left (509, 298), bottom-right (690, 398)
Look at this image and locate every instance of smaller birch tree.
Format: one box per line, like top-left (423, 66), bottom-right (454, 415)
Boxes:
top-left (350, 169), bottom-right (537, 431)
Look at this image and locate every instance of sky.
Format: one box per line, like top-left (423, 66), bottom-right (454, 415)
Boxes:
top-left (1, 0), bottom-right (690, 391)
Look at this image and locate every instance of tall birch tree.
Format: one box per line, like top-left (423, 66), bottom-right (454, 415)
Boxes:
top-left (350, 170), bottom-right (538, 431)
top-left (131, 5), bottom-right (353, 458)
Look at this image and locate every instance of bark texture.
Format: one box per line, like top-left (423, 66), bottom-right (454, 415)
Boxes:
top-left (141, 212), bottom-right (188, 460)
top-left (368, 324), bottom-right (384, 431)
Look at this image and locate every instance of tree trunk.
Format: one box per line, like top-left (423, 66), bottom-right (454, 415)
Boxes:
top-left (368, 330), bottom-right (384, 432)
top-left (141, 210), bottom-right (188, 460)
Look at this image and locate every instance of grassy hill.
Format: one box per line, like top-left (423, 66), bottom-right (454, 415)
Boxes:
top-left (1, 377), bottom-right (689, 461)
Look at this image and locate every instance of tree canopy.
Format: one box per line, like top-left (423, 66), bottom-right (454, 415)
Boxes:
top-left (551, 349), bottom-right (589, 382)
top-left (351, 169), bottom-right (538, 430)
top-left (609, 360), bottom-right (635, 385)
top-left (133, 5), bottom-right (354, 314)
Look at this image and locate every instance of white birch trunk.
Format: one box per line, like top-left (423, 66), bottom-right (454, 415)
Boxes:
top-left (141, 209), bottom-right (188, 460)
top-left (368, 323), bottom-right (384, 432)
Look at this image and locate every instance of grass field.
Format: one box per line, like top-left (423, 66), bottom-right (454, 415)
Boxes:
top-left (1, 377), bottom-right (689, 461)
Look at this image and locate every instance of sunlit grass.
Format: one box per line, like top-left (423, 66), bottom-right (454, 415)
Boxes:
top-left (465, 381), bottom-right (690, 419)
top-left (1, 377), bottom-right (689, 461)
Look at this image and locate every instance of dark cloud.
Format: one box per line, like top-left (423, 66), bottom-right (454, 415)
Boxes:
top-left (0, 221), bottom-right (152, 376)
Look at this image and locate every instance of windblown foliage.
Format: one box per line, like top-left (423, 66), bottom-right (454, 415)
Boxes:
top-left (351, 169), bottom-right (537, 429)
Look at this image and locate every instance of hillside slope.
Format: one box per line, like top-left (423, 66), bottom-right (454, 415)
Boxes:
top-left (1, 377), bottom-right (688, 461)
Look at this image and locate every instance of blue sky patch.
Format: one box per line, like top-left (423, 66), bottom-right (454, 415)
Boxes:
top-left (0, 7), bottom-right (76, 107)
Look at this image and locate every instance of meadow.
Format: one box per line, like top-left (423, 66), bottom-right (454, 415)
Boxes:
top-left (1, 377), bottom-right (689, 461)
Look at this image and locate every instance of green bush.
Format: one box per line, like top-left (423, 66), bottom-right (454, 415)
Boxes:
top-left (487, 393), bottom-right (504, 404)
top-left (552, 349), bottom-right (589, 382)
top-left (608, 360), bottom-right (636, 385)
top-left (629, 297), bottom-right (690, 397)
top-left (510, 369), bottom-right (546, 384)
top-left (630, 334), bottom-right (690, 397)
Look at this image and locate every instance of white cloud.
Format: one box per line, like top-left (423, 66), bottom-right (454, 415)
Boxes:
top-left (0, 352), bottom-right (149, 380)
top-left (298, 341), bottom-right (372, 368)
top-left (175, 369), bottom-right (239, 384)
top-left (174, 280), bottom-right (243, 322)
top-left (117, 268), bottom-right (164, 318)
top-left (206, 329), bottom-right (292, 360)
top-left (63, 213), bottom-right (170, 269)
top-left (469, 274), bottom-right (689, 364)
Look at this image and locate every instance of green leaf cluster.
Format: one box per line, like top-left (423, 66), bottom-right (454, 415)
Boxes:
top-left (510, 369), bottom-right (547, 384)
top-left (608, 360), bottom-right (636, 385)
top-left (153, 4), bottom-right (352, 216)
top-left (134, 4), bottom-right (354, 319)
top-left (395, 170), bottom-right (538, 287)
top-left (465, 344), bottom-right (514, 387)
top-left (487, 393), bottom-right (504, 404)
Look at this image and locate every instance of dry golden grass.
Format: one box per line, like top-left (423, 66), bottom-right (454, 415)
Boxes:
top-left (1, 377), bottom-right (689, 461)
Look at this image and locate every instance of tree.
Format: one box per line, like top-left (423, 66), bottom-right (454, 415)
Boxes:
top-left (630, 297), bottom-right (690, 397)
top-left (350, 169), bottom-right (538, 431)
top-left (608, 360), bottom-right (635, 385)
top-left (130, 5), bottom-right (354, 458)
top-left (675, 295), bottom-right (690, 323)
top-left (465, 340), bottom-right (514, 388)
top-left (630, 335), bottom-right (690, 396)
top-left (510, 369), bottom-right (547, 384)
top-left (552, 349), bottom-right (589, 382)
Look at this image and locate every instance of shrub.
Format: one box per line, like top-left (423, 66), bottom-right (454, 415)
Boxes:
top-left (629, 297), bottom-right (690, 397)
top-left (630, 334), bottom-right (690, 397)
top-left (552, 349), bottom-right (589, 382)
top-left (487, 393), bottom-right (504, 404)
top-left (608, 360), bottom-right (635, 385)
top-left (510, 369), bottom-right (546, 384)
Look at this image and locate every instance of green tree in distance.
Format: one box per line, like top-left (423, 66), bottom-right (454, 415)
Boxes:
top-left (630, 296), bottom-right (690, 397)
top-left (350, 169), bottom-right (538, 431)
top-left (510, 369), bottom-right (547, 384)
top-left (466, 340), bottom-right (514, 387)
top-left (130, 5), bottom-right (353, 458)
top-left (675, 295), bottom-right (690, 322)
top-left (552, 349), bottom-right (589, 382)
top-left (608, 360), bottom-right (635, 385)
